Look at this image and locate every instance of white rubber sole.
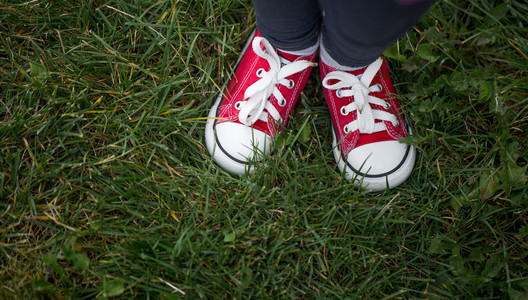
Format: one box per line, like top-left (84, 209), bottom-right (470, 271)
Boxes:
top-left (205, 30), bottom-right (263, 175)
top-left (331, 127), bottom-right (416, 192)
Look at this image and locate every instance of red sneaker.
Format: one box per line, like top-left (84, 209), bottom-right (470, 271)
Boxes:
top-left (320, 57), bottom-right (416, 191)
top-left (205, 30), bottom-right (317, 175)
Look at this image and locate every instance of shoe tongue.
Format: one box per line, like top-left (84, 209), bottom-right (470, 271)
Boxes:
top-left (276, 50), bottom-right (297, 65)
top-left (351, 66), bottom-right (367, 77)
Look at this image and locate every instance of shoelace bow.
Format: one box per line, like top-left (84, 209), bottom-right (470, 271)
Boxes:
top-left (238, 37), bottom-right (316, 126)
top-left (322, 58), bottom-right (399, 134)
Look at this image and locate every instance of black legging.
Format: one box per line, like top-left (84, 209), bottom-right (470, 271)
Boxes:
top-left (253, 0), bottom-right (433, 67)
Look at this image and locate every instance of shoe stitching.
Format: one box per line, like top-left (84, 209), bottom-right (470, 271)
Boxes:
top-left (379, 75), bottom-right (398, 139)
top-left (229, 56), bottom-right (260, 115)
top-left (379, 72), bottom-right (405, 139)
top-left (323, 62), bottom-right (361, 154)
top-left (268, 53), bottom-right (316, 135)
top-left (218, 48), bottom-right (261, 123)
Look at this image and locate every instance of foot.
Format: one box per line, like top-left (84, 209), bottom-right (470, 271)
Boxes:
top-left (320, 57), bottom-right (416, 191)
top-left (205, 30), bottom-right (317, 175)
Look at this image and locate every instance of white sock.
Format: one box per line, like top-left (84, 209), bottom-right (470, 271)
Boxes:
top-left (277, 39), bottom-right (320, 56)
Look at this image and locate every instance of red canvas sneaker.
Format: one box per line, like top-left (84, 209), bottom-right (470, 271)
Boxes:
top-left (205, 30), bottom-right (317, 175)
top-left (320, 57), bottom-right (416, 191)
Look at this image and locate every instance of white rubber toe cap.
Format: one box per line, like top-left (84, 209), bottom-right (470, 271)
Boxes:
top-left (347, 141), bottom-right (408, 176)
top-left (336, 140), bottom-right (416, 192)
top-left (206, 121), bottom-right (271, 175)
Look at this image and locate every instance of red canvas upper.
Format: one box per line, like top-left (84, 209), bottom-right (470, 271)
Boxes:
top-left (216, 30), bottom-right (316, 137)
top-left (320, 58), bottom-right (408, 155)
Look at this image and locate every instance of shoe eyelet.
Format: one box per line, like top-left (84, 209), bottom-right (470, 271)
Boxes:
top-left (278, 99), bottom-right (287, 107)
top-left (286, 79), bottom-right (295, 89)
top-left (336, 89), bottom-right (343, 98)
top-left (256, 68), bottom-right (265, 78)
top-left (340, 106), bottom-right (349, 116)
top-left (393, 120), bottom-right (400, 128)
top-left (234, 101), bottom-right (243, 110)
top-left (343, 125), bottom-right (350, 134)
top-left (374, 83), bottom-right (383, 92)
top-left (384, 102), bottom-right (391, 110)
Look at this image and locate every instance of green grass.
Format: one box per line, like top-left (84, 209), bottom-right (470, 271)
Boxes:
top-left (1, 0), bottom-right (528, 298)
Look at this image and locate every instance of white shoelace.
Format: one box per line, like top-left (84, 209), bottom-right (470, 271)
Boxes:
top-left (322, 58), bottom-right (399, 134)
top-left (237, 37), bottom-right (316, 126)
